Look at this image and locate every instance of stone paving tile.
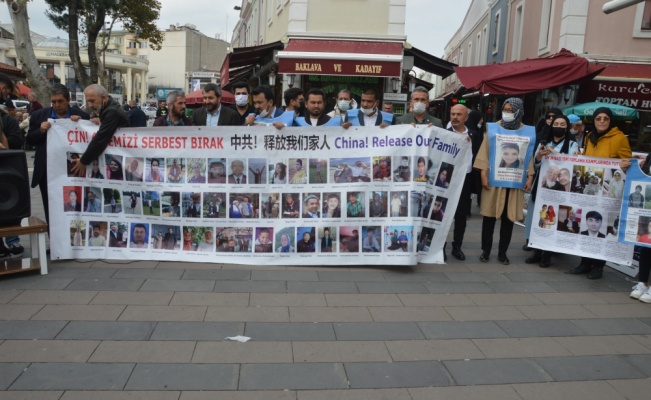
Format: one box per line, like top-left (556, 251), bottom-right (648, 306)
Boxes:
top-left (90, 291), bottom-right (174, 306)
top-left (157, 261), bottom-right (222, 270)
top-left (89, 341), bottom-right (195, 363)
top-left (170, 292), bottom-right (249, 306)
top-left (503, 272), bottom-right (571, 282)
top-left (443, 272), bottom-right (511, 283)
top-left (571, 318), bottom-right (651, 335)
top-left (0, 363), bottom-right (29, 391)
top-left (287, 281), bottom-right (358, 294)
top-left (293, 341), bottom-right (392, 363)
top-left (317, 271), bottom-right (386, 282)
top-left (630, 334), bottom-right (651, 350)
top-left (0, 391), bottom-right (64, 400)
top-left (0, 277), bottom-right (73, 290)
top-left (0, 304), bottom-right (42, 320)
top-left (297, 388), bottom-right (411, 400)
top-left (139, 279), bottom-right (215, 292)
top-left (193, 341), bottom-right (293, 363)
top-left (444, 358), bottom-right (552, 385)
top-left (333, 322), bottom-right (424, 340)
top-left (0, 321), bottom-right (67, 340)
top-left (245, 322), bottom-right (336, 341)
top-left (444, 305), bottom-right (528, 321)
top-left (607, 378), bottom-right (651, 400)
top-left (10, 362), bottom-right (134, 390)
top-left (424, 282), bottom-right (495, 294)
top-left (181, 269), bottom-right (251, 281)
top-left (92, 260), bottom-right (158, 269)
top-left (535, 355), bottom-right (645, 381)
top-left (640, 318), bottom-right (651, 327)
top-left (467, 293), bottom-right (543, 306)
top-left (0, 340), bottom-right (98, 362)
top-left (61, 392), bottom-right (181, 400)
top-left (582, 303), bottom-right (651, 318)
top-left (593, 292), bottom-right (641, 304)
top-left (554, 335), bottom-right (650, 356)
top-left (325, 294), bottom-right (402, 307)
top-left (385, 339), bottom-right (484, 361)
top-left (213, 281), bottom-right (286, 293)
top-left (472, 337), bottom-right (573, 358)
top-left (64, 278), bottom-right (144, 292)
top-left (398, 293), bottom-right (474, 307)
top-left (119, 305), bottom-right (206, 322)
top-left (512, 381), bottom-right (628, 400)
top-left (150, 322), bottom-right (243, 341)
top-left (345, 360), bottom-right (453, 388)
top-left (290, 306), bottom-right (373, 322)
top-left (408, 385), bottom-right (523, 400)
top-left (56, 321), bottom-right (156, 340)
top-left (532, 292), bottom-right (609, 305)
top-left (0, 290), bottom-right (20, 304)
top-left (48, 267), bottom-right (118, 279)
top-left (181, 391), bottom-right (296, 400)
top-left (380, 271), bottom-right (450, 283)
top-left (486, 281), bottom-right (557, 293)
top-left (250, 293), bottom-right (326, 307)
top-left (205, 306), bottom-right (289, 322)
top-left (496, 319), bottom-right (587, 338)
top-left (419, 321), bottom-right (509, 339)
top-left (252, 270), bottom-right (319, 281)
top-left (31, 305), bottom-right (125, 321)
top-left (545, 281), bottom-right (619, 293)
top-left (112, 268), bottom-right (184, 280)
top-left (356, 282), bottom-right (428, 294)
top-left (368, 306), bottom-right (452, 322)
top-left (239, 363), bottom-right (348, 390)
top-left (125, 364), bottom-right (238, 390)
top-left (9, 290), bottom-right (97, 305)
top-left (621, 355), bottom-right (651, 376)
top-left (516, 305), bottom-right (597, 320)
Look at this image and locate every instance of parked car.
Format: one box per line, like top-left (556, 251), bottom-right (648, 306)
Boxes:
top-left (12, 100), bottom-right (29, 109)
top-left (142, 106), bottom-right (157, 120)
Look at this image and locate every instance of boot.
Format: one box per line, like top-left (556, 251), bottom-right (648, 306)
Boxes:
top-left (451, 244), bottom-right (465, 260)
top-left (539, 251), bottom-right (551, 268)
top-left (525, 249), bottom-right (542, 264)
top-left (587, 266), bottom-right (603, 280)
top-left (522, 239), bottom-right (532, 251)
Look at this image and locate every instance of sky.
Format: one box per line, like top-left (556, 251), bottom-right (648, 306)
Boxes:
top-left (0, 0), bottom-right (472, 57)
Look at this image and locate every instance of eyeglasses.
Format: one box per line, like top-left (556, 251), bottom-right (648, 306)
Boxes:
top-left (595, 116), bottom-right (610, 122)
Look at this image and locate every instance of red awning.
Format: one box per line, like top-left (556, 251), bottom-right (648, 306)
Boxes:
top-left (277, 39), bottom-right (403, 77)
top-left (454, 49), bottom-right (606, 95)
top-left (185, 89), bottom-right (235, 106)
top-left (594, 62), bottom-right (651, 82)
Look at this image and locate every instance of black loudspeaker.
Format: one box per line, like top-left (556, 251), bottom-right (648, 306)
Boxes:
top-left (0, 150), bottom-right (30, 227)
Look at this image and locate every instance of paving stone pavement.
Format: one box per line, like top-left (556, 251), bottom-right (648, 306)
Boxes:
top-left (0, 152), bottom-right (650, 398)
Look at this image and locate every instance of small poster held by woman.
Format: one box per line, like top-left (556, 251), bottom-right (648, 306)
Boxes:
top-left (487, 123), bottom-right (536, 189)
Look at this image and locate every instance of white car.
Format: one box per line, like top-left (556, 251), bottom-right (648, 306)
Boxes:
top-left (142, 106), bottom-right (157, 120)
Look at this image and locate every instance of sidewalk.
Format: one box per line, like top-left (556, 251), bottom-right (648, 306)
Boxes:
top-left (0, 151), bottom-right (649, 399)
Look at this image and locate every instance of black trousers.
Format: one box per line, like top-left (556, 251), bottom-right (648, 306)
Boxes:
top-left (453, 173), bottom-right (473, 246)
top-left (38, 177), bottom-right (50, 227)
top-left (638, 247), bottom-right (651, 282)
top-left (579, 257), bottom-right (606, 269)
top-left (481, 189), bottom-right (514, 255)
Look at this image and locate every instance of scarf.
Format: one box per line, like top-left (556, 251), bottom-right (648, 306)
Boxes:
top-left (501, 97), bottom-right (524, 130)
top-left (588, 107), bottom-right (614, 147)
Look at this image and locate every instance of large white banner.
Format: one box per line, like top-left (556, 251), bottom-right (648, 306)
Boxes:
top-left (529, 154), bottom-right (634, 265)
top-left (47, 120), bottom-right (471, 265)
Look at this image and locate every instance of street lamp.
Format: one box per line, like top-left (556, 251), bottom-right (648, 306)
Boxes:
top-left (269, 67), bottom-right (276, 86)
top-left (408, 71), bottom-right (417, 92)
top-left (287, 74), bottom-right (296, 88)
top-left (391, 77), bottom-right (400, 93)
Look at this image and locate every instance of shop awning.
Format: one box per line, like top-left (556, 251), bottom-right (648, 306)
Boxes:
top-left (220, 41), bottom-right (284, 86)
top-left (0, 62), bottom-right (25, 78)
top-left (593, 62), bottom-right (651, 82)
top-left (403, 45), bottom-right (456, 79)
top-left (576, 62), bottom-right (651, 111)
top-left (277, 39), bottom-right (403, 77)
top-left (454, 49), bottom-right (606, 95)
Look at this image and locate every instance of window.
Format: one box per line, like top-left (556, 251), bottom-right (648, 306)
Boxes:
top-left (492, 10), bottom-right (501, 54)
top-left (476, 32), bottom-right (482, 65)
top-left (481, 26), bottom-right (488, 64)
top-left (459, 50), bottom-right (464, 67)
top-left (467, 42), bottom-right (472, 66)
top-left (538, 0), bottom-right (553, 53)
top-left (511, 3), bottom-right (524, 60)
top-left (634, 1), bottom-right (651, 37)
top-left (267, 0), bottom-right (273, 25)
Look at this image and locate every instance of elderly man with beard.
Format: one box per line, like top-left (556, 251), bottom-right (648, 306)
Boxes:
top-left (154, 91), bottom-right (191, 126)
top-left (70, 84), bottom-right (129, 176)
top-left (541, 166), bottom-right (565, 191)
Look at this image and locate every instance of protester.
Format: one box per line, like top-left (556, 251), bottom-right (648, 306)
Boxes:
top-left (283, 87), bottom-right (304, 116)
top-left (631, 154), bottom-right (651, 303)
top-left (154, 91), bottom-right (190, 126)
top-left (229, 81), bottom-right (256, 125)
top-left (127, 100), bottom-right (147, 127)
top-left (568, 114), bottom-right (585, 147)
top-left (397, 86), bottom-right (442, 127)
top-left (191, 83), bottom-right (239, 126)
top-left (327, 88), bottom-right (355, 119)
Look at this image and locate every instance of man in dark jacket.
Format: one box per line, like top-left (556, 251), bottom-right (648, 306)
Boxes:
top-left (153, 91), bottom-right (191, 126)
top-left (191, 83), bottom-right (239, 126)
top-left (70, 84), bottom-right (129, 175)
top-left (27, 83), bottom-right (90, 224)
top-left (127, 100), bottom-right (147, 127)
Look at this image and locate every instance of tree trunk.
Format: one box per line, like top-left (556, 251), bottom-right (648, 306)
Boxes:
top-left (67, 0), bottom-right (91, 88)
top-left (5, 1), bottom-right (51, 105)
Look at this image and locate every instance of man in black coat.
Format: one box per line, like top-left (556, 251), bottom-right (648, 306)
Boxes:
top-left (191, 83), bottom-right (239, 126)
top-left (26, 83), bottom-right (90, 224)
top-left (127, 100), bottom-right (147, 127)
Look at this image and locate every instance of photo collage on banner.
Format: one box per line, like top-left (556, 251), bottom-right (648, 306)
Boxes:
top-left (618, 158), bottom-right (651, 251)
top-left (47, 120), bottom-right (472, 265)
top-left (529, 154), bottom-right (634, 265)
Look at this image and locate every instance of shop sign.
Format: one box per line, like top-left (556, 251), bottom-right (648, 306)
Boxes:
top-left (45, 51), bottom-right (69, 57)
top-left (122, 59), bottom-right (137, 65)
top-left (156, 87), bottom-right (183, 99)
top-left (383, 93), bottom-right (408, 102)
top-left (187, 71), bottom-right (217, 78)
top-left (579, 81), bottom-right (651, 111)
top-left (279, 59), bottom-right (400, 77)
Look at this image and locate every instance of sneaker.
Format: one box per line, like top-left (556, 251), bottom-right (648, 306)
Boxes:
top-left (640, 288), bottom-right (651, 304)
top-left (6, 243), bottom-right (24, 259)
top-left (631, 283), bottom-right (649, 300)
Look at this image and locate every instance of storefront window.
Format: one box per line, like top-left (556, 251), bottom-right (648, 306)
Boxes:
top-left (642, 0), bottom-right (651, 30)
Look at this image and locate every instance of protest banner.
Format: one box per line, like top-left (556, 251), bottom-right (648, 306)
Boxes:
top-left (529, 153), bottom-right (634, 265)
top-left (486, 122), bottom-right (536, 189)
top-left (47, 120), bottom-right (471, 265)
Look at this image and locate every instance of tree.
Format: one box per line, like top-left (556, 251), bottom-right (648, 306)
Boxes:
top-left (45, 0), bottom-right (163, 88)
top-left (2, 1), bottom-right (51, 105)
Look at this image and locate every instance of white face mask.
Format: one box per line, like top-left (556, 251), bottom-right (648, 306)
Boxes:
top-left (413, 102), bottom-right (427, 114)
top-left (361, 107), bottom-right (375, 116)
top-left (259, 108), bottom-right (270, 118)
top-left (502, 112), bottom-right (515, 122)
top-left (337, 100), bottom-right (350, 112)
top-left (235, 94), bottom-right (249, 107)
top-left (570, 128), bottom-right (577, 135)
top-left (477, 123), bottom-right (482, 129)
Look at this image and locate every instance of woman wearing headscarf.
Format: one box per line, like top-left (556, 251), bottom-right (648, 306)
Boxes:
top-left (535, 107), bottom-right (563, 147)
top-left (473, 98), bottom-right (535, 265)
top-left (607, 169), bottom-right (625, 199)
top-left (525, 114), bottom-right (578, 267)
top-left (568, 107), bottom-right (632, 280)
top-left (631, 153), bottom-right (651, 303)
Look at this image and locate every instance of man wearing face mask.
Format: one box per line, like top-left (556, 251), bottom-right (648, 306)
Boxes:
top-left (567, 114), bottom-right (585, 147)
top-left (327, 89), bottom-right (356, 120)
top-left (229, 81), bottom-right (256, 125)
top-left (191, 83), bottom-right (239, 126)
top-left (244, 86), bottom-right (284, 126)
top-left (397, 86), bottom-right (442, 127)
top-left (283, 88), bottom-right (305, 116)
top-left (356, 88), bottom-right (394, 127)
top-left (70, 84), bottom-right (128, 176)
